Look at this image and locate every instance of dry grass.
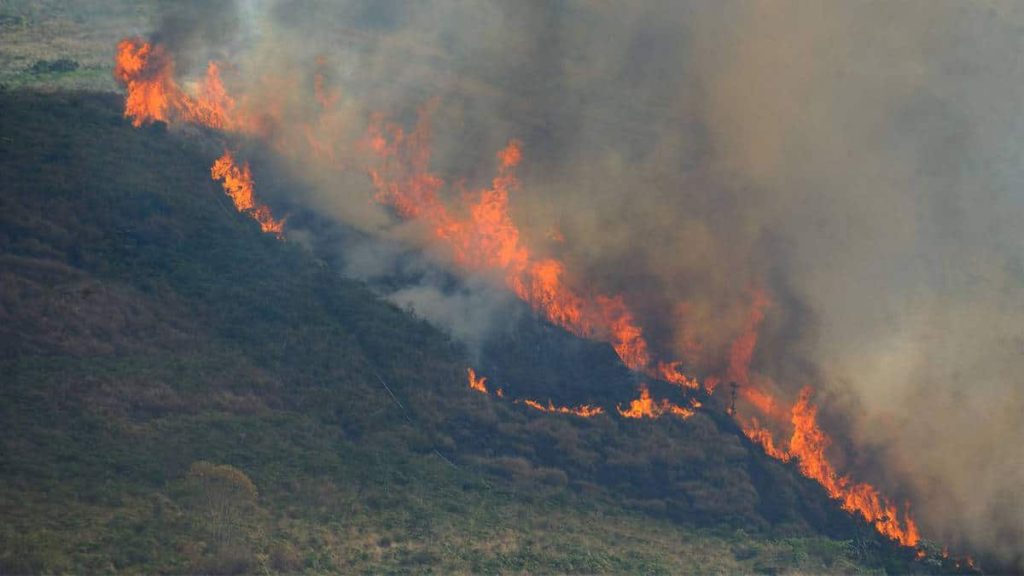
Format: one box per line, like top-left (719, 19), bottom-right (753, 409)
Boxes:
top-left (0, 0), bottom-right (153, 90)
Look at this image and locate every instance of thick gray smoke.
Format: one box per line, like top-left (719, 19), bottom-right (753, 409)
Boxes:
top-left (153, 0), bottom-right (1024, 564)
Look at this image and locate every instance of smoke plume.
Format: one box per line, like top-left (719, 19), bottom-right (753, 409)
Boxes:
top-left (143, 0), bottom-right (1024, 564)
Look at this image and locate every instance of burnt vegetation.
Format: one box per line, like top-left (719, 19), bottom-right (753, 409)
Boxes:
top-left (0, 90), bottom-right (970, 573)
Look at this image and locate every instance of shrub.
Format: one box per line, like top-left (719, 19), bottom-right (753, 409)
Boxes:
top-left (179, 461), bottom-right (263, 570)
top-left (28, 58), bottom-right (79, 74)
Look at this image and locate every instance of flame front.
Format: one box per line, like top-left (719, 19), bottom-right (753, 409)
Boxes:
top-left (114, 38), bottom-right (243, 131)
top-left (742, 388), bottom-right (920, 547)
top-left (211, 151), bottom-right (284, 237)
top-left (741, 417), bottom-right (791, 462)
top-left (467, 368), bottom-right (601, 418)
top-left (115, 34), bottom-right (933, 554)
top-left (368, 111), bottom-right (666, 376)
top-left (520, 398), bottom-right (605, 418)
top-left (616, 385), bottom-right (696, 420)
top-left (789, 388), bottom-right (920, 546)
top-left (114, 38), bottom-right (174, 127)
top-left (116, 39), bottom-right (283, 237)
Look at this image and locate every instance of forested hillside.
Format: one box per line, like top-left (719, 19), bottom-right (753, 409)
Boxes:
top-left (0, 90), bottom-right (950, 574)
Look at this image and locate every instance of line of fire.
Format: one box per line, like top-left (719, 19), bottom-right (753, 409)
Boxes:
top-left (112, 35), bottom-right (979, 570)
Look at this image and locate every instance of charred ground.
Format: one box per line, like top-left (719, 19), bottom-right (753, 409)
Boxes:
top-left (0, 90), bottom-right (971, 574)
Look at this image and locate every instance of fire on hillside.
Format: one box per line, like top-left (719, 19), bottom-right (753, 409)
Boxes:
top-left (115, 34), bottom-right (929, 555)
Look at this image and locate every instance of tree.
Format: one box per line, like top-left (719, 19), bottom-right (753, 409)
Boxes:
top-left (181, 461), bottom-right (262, 573)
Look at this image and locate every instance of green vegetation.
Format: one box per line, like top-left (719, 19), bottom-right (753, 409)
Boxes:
top-left (0, 0), bottom-right (152, 91)
top-left (0, 2), bottom-right (982, 572)
top-left (0, 88), bottom-right (953, 574)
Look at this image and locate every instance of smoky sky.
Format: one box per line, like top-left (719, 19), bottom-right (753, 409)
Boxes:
top-left (151, 0), bottom-right (1024, 564)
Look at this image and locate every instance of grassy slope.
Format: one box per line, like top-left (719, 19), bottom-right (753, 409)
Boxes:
top-left (0, 89), bottom-right (941, 575)
top-left (0, 0), bottom-right (152, 92)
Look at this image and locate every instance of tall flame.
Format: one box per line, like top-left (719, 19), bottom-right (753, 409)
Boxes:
top-left (116, 35), bottom-right (930, 553)
top-left (210, 151), bottom-right (285, 237)
top-left (467, 367), bottom-right (489, 394)
top-left (741, 417), bottom-right (791, 462)
top-left (114, 38), bottom-right (175, 127)
top-left (368, 105), bottom-right (922, 549)
top-left (724, 287), bottom-right (770, 393)
top-left (116, 39), bottom-right (283, 237)
top-left (788, 387), bottom-right (920, 546)
top-left (742, 388), bottom-right (920, 547)
top-left (368, 110), bottom-right (672, 376)
top-left (114, 38), bottom-right (242, 131)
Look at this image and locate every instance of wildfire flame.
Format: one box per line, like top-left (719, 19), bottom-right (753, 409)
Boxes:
top-left (116, 39), bottom-right (284, 237)
top-left (742, 388), bottom-right (920, 547)
top-left (114, 38), bottom-right (242, 131)
top-left (114, 38), bottom-right (173, 127)
top-left (367, 109), bottom-right (695, 380)
top-left (616, 385), bottom-right (696, 420)
top-left (467, 370), bottom-right (694, 422)
top-left (653, 360), bottom-right (701, 390)
top-left (467, 367), bottom-right (489, 394)
top-left (364, 94), bottom-right (926, 551)
top-left (726, 287), bottom-right (771, 392)
top-left (742, 417), bottom-right (791, 462)
top-left (115, 34), bottom-right (935, 554)
top-left (789, 388), bottom-right (920, 546)
top-left (467, 369), bottom-right (601, 418)
top-left (520, 398), bottom-right (605, 418)
top-left (211, 151), bottom-right (285, 237)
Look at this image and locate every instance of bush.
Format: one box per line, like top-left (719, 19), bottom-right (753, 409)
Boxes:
top-left (28, 58), bottom-right (79, 74)
top-left (179, 461), bottom-right (264, 570)
top-left (269, 541), bottom-right (303, 572)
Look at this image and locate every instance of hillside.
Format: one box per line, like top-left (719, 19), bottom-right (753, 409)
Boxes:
top-left (0, 90), bottom-right (949, 574)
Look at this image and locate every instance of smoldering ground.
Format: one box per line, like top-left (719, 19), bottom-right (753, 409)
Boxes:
top-left (147, 0), bottom-right (1024, 565)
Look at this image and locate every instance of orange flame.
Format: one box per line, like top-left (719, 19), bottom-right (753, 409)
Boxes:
top-left (724, 287), bottom-right (771, 392)
top-left (741, 388), bottom-right (919, 547)
top-left (741, 383), bottom-right (785, 420)
top-left (790, 387), bottom-right (920, 546)
top-left (115, 38), bottom-right (244, 131)
top-left (467, 368), bottom-right (600, 417)
top-left (117, 35), bottom-right (930, 553)
top-left (115, 39), bottom-right (284, 239)
top-left (742, 416), bottom-right (792, 462)
top-left (520, 398), bottom-right (604, 418)
top-left (210, 151), bottom-right (285, 237)
top-left (467, 367), bottom-right (489, 394)
top-left (114, 38), bottom-right (175, 127)
top-left (117, 37), bottom-right (356, 183)
top-left (367, 111), bottom-right (690, 378)
top-left (653, 361), bottom-right (701, 390)
top-left (617, 385), bottom-right (695, 420)
top-left (723, 287), bottom-right (921, 548)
